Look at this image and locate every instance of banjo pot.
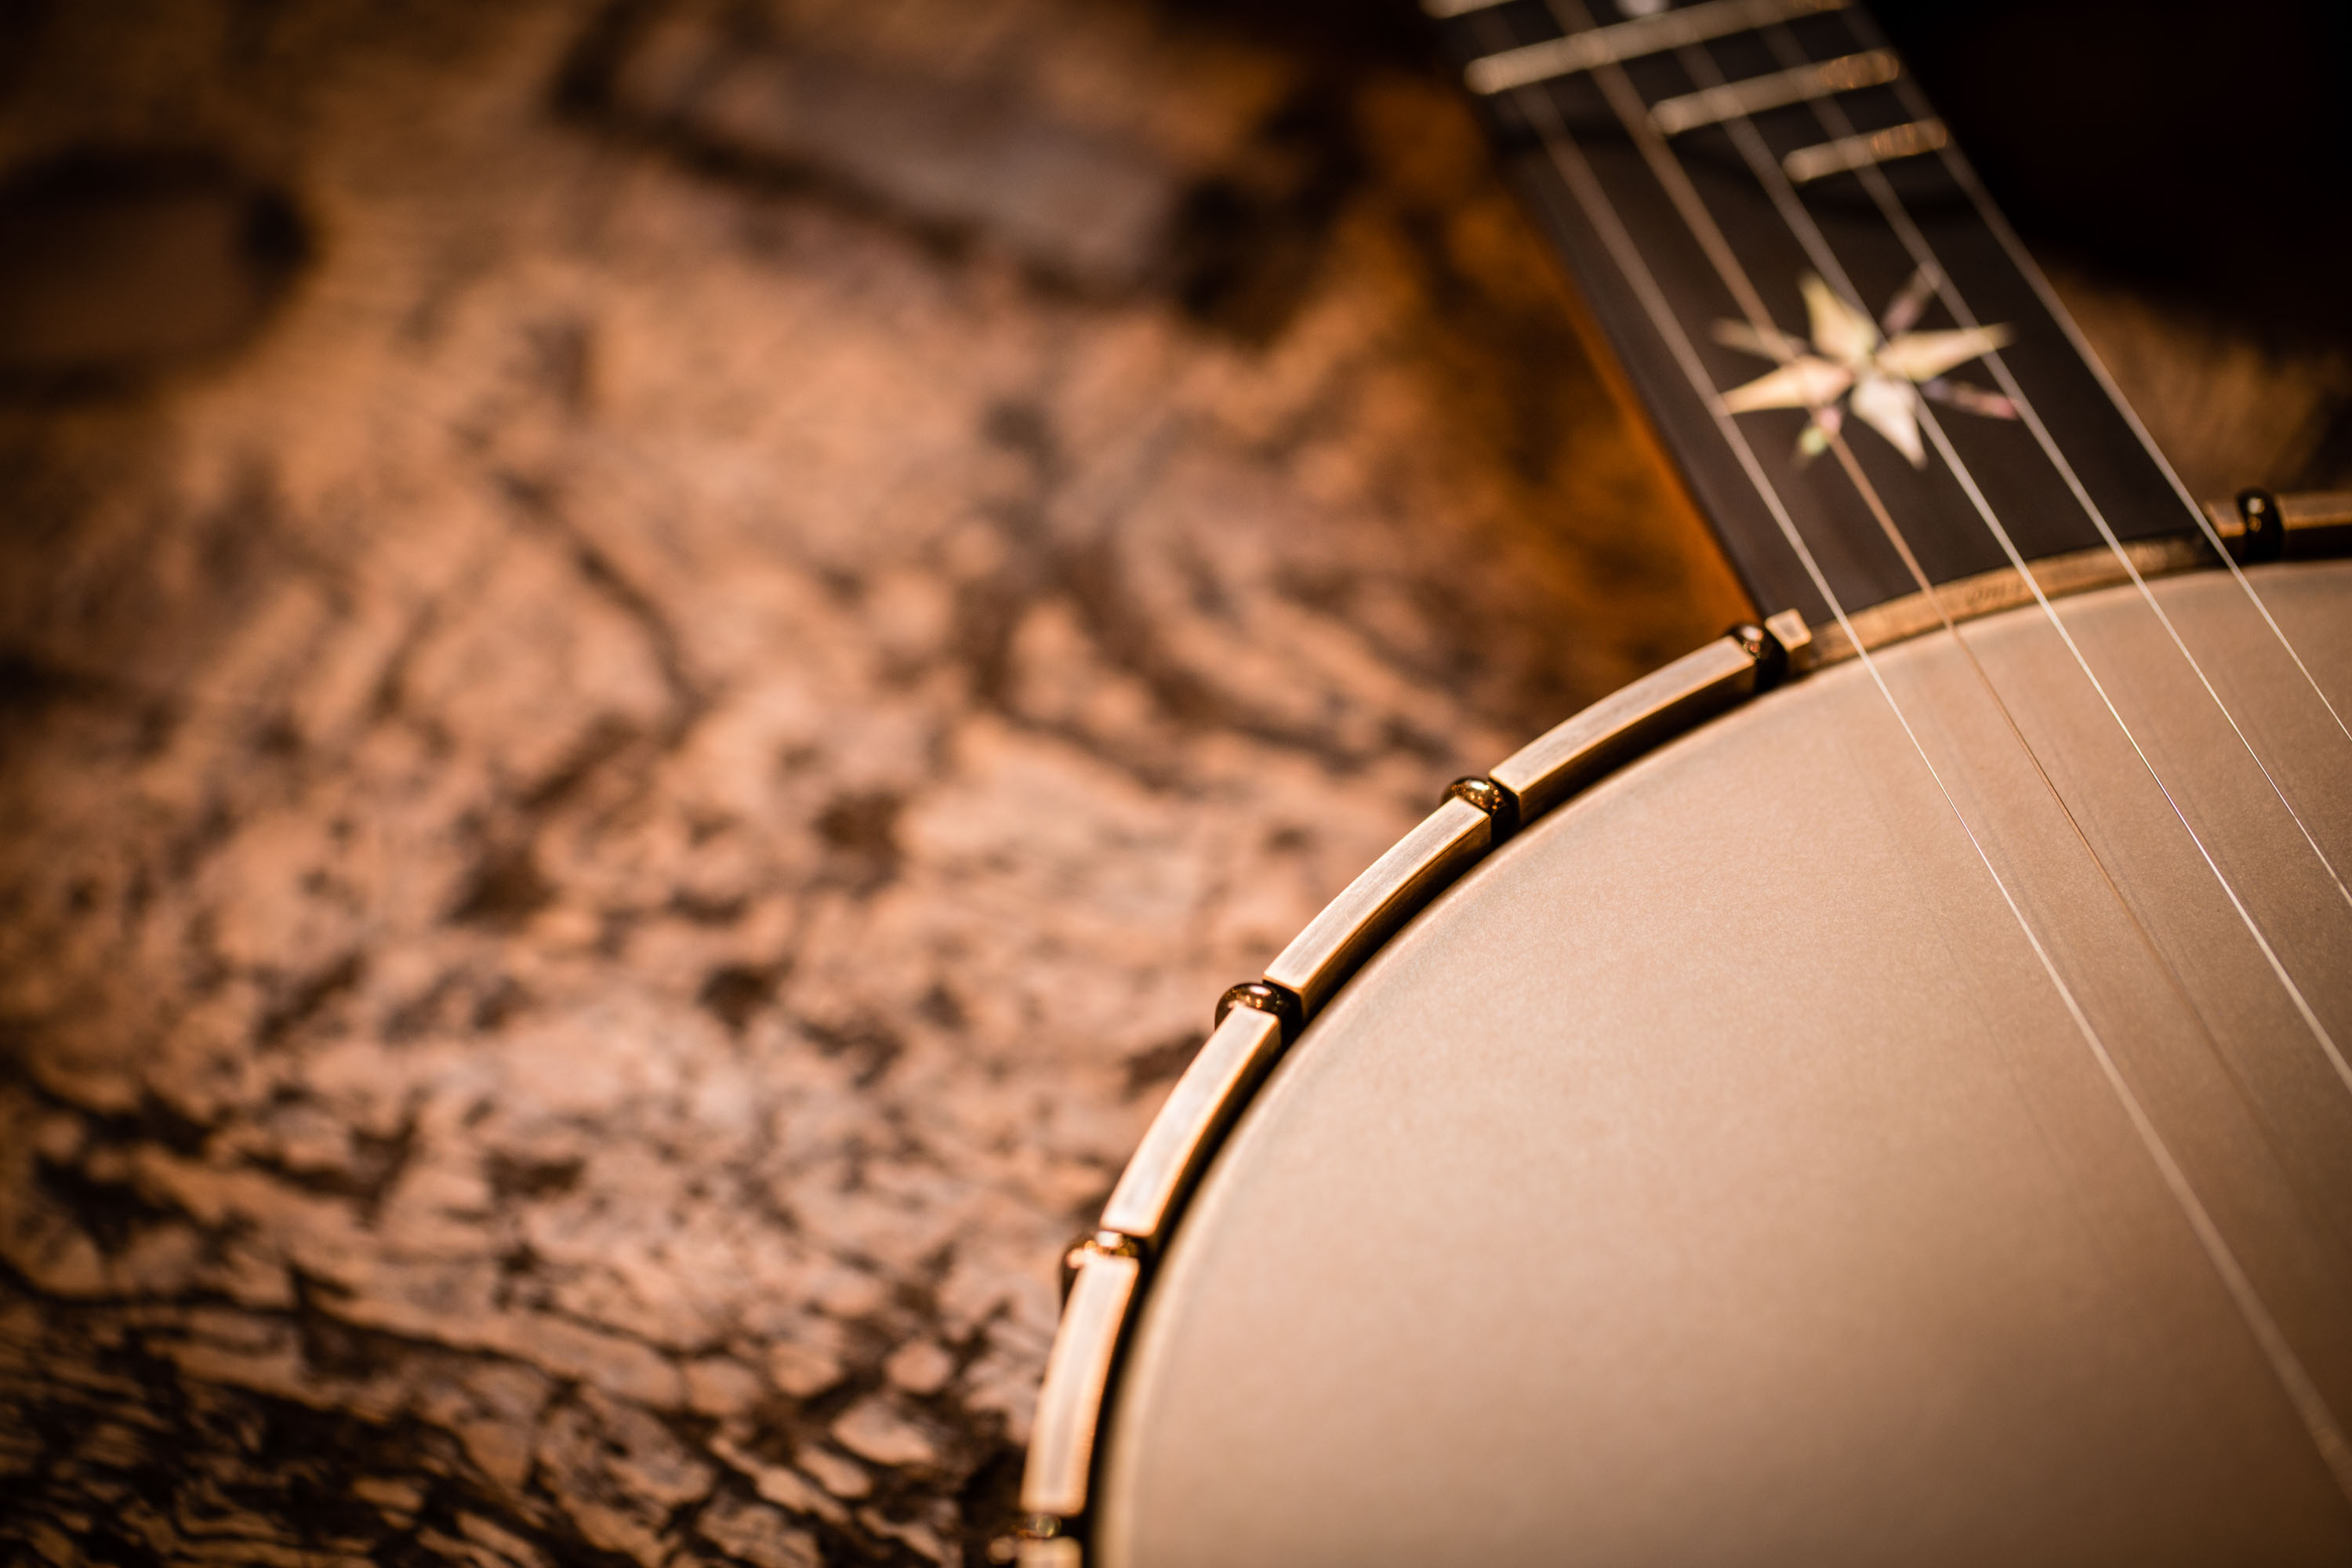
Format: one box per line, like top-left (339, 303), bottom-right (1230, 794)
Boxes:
top-left (1016, 0), bottom-right (2352, 1561)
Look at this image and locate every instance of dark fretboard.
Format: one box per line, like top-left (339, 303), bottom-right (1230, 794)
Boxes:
top-left (1427, 0), bottom-right (2200, 623)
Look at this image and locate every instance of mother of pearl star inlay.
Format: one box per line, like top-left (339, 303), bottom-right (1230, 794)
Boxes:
top-left (1716, 269), bottom-right (2018, 466)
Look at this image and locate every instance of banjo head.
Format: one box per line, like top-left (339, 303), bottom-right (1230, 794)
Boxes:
top-left (1094, 561), bottom-right (2352, 1566)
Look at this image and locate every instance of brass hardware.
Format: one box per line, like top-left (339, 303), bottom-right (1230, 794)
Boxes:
top-left (1099, 1006), bottom-right (1286, 1249)
top-left (1264, 797), bottom-right (1494, 1021)
top-left (1764, 608), bottom-right (1815, 677)
top-left (1022, 1244), bottom-right (1143, 1519)
top-left (1010, 1514), bottom-right (1080, 1568)
top-left (1058, 1230), bottom-right (1139, 1303)
top-left (1490, 633), bottom-right (1761, 821)
top-left (1214, 980), bottom-right (1301, 1041)
top-left (2238, 488), bottom-right (2286, 565)
top-left (1444, 775), bottom-right (1519, 841)
top-left (2278, 491), bottom-right (2350, 528)
top-left (2202, 488), bottom-right (2352, 561)
top-left (1733, 612), bottom-right (1813, 692)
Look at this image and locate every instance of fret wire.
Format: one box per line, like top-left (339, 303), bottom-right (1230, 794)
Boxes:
top-left (1759, 24), bottom-right (2352, 925)
top-left (1781, 117), bottom-right (1948, 183)
top-left (1843, 9), bottom-right (2352, 753)
top-left (1462, 0), bottom-right (1847, 94)
top-left (1649, 47), bottom-right (1899, 136)
top-left (1517, 0), bottom-right (2352, 1502)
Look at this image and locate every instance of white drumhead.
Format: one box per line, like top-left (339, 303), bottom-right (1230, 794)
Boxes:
top-left (1098, 562), bottom-right (2352, 1566)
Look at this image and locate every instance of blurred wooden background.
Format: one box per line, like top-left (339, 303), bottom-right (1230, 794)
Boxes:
top-left (0, 2), bottom-right (2343, 1565)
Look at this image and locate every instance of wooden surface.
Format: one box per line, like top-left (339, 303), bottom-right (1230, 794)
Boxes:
top-left (0, 2), bottom-right (2339, 1564)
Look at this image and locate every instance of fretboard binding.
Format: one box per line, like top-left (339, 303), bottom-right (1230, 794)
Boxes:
top-left (1459, 0), bottom-right (1850, 96)
top-left (1650, 49), bottom-right (1899, 136)
top-left (1782, 117), bottom-right (1950, 183)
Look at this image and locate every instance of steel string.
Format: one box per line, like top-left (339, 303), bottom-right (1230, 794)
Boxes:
top-left (1672, 20), bottom-right (2352, 1092)
top-left (1557, 0), bottom-right (2260, 1091)
top-left (1763, 17), bottom-right (2352, 926)
top-left (1653, 18), bottom-right (2352, 1092)
top-left (1841, 9), bottom-right (2352, 754)
top-left (1651, 33), bottom-right (2254, 1081)
top-left (1498, 0), bottom-right (2352, 1500)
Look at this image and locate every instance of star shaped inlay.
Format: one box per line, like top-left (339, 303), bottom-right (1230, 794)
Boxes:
top-left (1717, 270), bottom-right (2017, 467)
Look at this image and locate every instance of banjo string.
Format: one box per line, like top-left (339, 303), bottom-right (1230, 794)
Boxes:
top-left (1646, 34), bottom-right (2285, 1105)
top-left (1842, 9), bottom-right (2352, 754)
top-left (1773, 16), bottom-right (2352, 920)
top-left (1542, 0), bottom-right (2316, 1096)
top-left (1906, 396), bottom-right (2352, 1078)
top-left (1655, 25), bottom-right (2352, 1087)
top-left (1495, 1), bottom-right (2352, 1498)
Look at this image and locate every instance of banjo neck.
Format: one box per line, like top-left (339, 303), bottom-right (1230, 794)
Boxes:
top-left (1424, 0), bottom-right (2207, 630)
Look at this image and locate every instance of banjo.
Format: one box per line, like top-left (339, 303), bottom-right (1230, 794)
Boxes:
top-left (1017, 2), bottom-right (2352, 1562)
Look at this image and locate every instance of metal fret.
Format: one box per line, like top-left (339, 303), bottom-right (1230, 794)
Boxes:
top-left (1461, 0), bottom-right (1849, 96)
top-left (1430, 0), bottom-right (2215, 625)
top-left (1650, 49), bottom-right (1900, 136)
top-left (1782, 117), bottom-right (1950, 184)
